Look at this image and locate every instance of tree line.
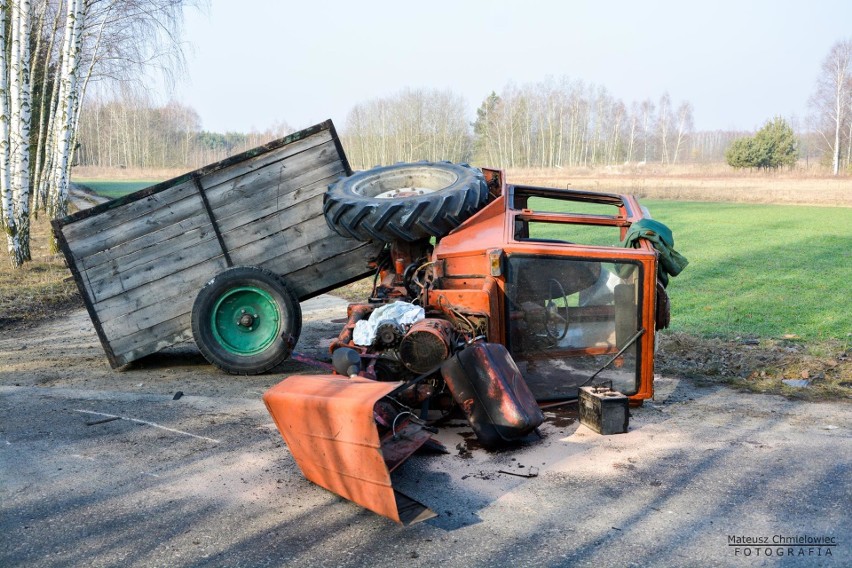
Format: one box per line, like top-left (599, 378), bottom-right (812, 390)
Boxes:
top-left (75, 69), bottom-right (844, 174)
top-left (75, 90), bottom-right (292, 169)
top-left (75, 84), bottom-right (751, 172)
top-left (73, 40), bottom-right (852, 175)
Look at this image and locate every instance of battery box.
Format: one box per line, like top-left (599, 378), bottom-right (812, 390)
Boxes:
top-left (578, 386), bottom-right (629, 435)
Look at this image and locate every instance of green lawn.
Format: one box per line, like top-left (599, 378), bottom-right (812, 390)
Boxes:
top-left (73, 179), bottom-right (160, 198)
top-left (640, 200), bottom-right (850, 341)
top-left (531, 199), bottom-right (851, 341)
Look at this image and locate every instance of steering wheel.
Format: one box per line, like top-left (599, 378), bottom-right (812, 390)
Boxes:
top-left (545, 278), bottom-right (569, 340)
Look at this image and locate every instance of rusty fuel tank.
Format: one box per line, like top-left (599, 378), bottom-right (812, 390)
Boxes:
top-left (441, 342), bottom-right (544, 449)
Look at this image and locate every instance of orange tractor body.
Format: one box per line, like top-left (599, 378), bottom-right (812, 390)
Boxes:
top-left (265, 166), bottom-right (673, 523)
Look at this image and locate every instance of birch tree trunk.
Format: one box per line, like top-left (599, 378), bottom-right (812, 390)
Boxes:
top-left (1, 0), bottom-right (25, 267)
top-left (11, 0), bottom-right (33, 260)
top-left (48, 0), bottom-right (85, 248)
top-left (810, 40), bottom-right (851, 176)
top-left (672, 102), bottom-right (694, 165)
top-left (31, 0), bottom-right (63, 216)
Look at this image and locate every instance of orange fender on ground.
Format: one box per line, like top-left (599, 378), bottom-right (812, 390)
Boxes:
top-left (263, 375), bottom-right (436, 525)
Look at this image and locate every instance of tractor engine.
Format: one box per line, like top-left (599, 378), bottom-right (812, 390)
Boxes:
top-left (328, 240), bottom-right (483, 411)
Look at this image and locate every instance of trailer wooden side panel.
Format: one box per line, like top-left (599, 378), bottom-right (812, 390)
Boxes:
top-left (54, 121), bottom-right (380, 368)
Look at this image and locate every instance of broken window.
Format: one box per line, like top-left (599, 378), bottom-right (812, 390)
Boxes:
top-left (505, 255), bottom-right (643, 399)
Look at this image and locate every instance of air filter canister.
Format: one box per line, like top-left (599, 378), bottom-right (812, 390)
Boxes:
top-left (399, 319), bottom-right (455, 373)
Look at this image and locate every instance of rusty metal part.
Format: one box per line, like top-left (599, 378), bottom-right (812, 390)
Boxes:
top-left (371, 240), bottom-right (433, 301)
top-left (398, 318), bottom-right (455, 373)
top-left (395, 382), bottom-right (436, 409)
top-left (441, 342), bottom-right (544, 449)
top-left (263, 375), bottom-right (436, 525)
top-left (480, 167), bottom-right (505, 200)
top-left (375, 321), bottom-right (404, 347)
top-left (655, 280), bottom-right (670, 330)
top-left (329, 303), bottom-right (373, 354)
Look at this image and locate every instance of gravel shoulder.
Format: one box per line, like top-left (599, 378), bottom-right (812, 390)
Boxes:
top-left (1, 298), bottom-right (850, 567)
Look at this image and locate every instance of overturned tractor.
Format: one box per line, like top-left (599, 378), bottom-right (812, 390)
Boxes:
top-left (265, 160), bottom-right (685, 523)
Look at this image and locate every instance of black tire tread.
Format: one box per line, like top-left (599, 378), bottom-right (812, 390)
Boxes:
top-left (323, 162), bottom-right (488, 243)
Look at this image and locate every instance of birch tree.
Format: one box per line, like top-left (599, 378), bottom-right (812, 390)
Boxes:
top-left (809, 39), bottom-right (852, 175)
top-left (672, 101), bottom-right (694, 164)
top-left (1, 0), bottom-right (25, 267)
top-left (46, 0), bottom-right (84, 225)
top-left (1, 0), bottom-right (33, 266)
top-left (657, 93), bottom-right (673, 164)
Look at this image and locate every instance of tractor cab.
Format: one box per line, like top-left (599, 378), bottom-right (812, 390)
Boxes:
top-left (432, 173), bottom-right (660, 403)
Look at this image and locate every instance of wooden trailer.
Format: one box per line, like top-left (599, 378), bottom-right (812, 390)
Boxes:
top-left (54, 121), bottom-right (382, 372)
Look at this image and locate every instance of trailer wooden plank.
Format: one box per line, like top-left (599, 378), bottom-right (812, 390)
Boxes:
top-left (86, 236), bottom-right (225, 304)
top-left (198, 129), bottom-right (333, 192)
top-left (109, 314), bottom-right (194, 367)
top-left (282, 242), bottom-right (378, 300)
top-left (202, 138), bottom-right (339, 208)
top-left (93, 255), bottom-right (228, 324)
top-left (80, 215), bottom-right (215, 274)
top-left (256, 233), bottom-right (376, 283)
top-left (62, 180), bottom-right (198, 242)
top-left (81, 166), bottom-right (340, 288)
top-left (207, 151), bottom-right (344, 231)
top-left (214, 171), bottom-right (340, 236)
top-left (225, 206), bottom-right (328, 265)
top-left (99, 288), bottom-right (196, 340)
top-left (67, 190), bottom-right (209, 260)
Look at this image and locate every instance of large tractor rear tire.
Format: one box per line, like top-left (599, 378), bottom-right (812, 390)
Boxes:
top-left (191, 266), bottom-right (301, 375)
top-left (323, 161), bottom-right (488, 242)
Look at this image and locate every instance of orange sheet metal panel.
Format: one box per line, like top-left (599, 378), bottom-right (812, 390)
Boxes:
top-left (263, 375), bottom-right (434, 524)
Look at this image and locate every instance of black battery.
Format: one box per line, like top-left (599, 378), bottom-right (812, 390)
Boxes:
top-left (578, 386), bottom-right (629, 435)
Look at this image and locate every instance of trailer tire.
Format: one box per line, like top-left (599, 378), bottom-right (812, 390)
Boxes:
top-left (323, 161), bottom-right (489, 242)
top-left (191, 266), bottom-right (301, 375)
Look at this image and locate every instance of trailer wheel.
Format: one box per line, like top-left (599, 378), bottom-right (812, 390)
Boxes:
top-left (323, 161), bottom-right (488, 242)
top-left (191, 266), bottom-right (301, 375)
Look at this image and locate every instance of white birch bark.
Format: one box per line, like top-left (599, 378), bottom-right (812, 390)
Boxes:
top-left (1, 0), bottom-right (24, 266)
top-left (48, 0), bottom-right (84, 234)
top-left (12, 0), bottom-right (32, 259)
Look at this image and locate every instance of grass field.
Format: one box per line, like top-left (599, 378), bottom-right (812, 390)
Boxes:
top-left (632, 200), bottom-right (850, 342)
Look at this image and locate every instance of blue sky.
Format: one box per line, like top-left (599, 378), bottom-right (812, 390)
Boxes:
top-left (170, 0), bottom-right (852, 133)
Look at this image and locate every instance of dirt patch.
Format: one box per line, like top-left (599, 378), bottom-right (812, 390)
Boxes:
top-left (657, 332), bottom-right (852, 400)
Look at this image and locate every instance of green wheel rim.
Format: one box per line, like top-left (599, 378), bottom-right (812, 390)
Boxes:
top-left (210, 286), bottom-right (281, 356)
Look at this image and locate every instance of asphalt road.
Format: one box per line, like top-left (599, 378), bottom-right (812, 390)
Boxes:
top-left (1, 297), bottom-right (850, 567)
